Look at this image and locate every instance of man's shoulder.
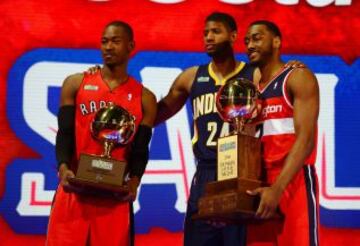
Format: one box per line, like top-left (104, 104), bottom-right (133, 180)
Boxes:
top-left (142, 86), bottom-right (156, 101)
top-left (62, 72), bottom-right (84, 91)
top-left (66, 72), bottom-right (84, 82)
top-left (287, 67), bottom-right (318, 94)
top-left (177, 66), bottom-right (199, 84)
top-left (288, 67), bottom-right (316, 83)
top-left (184, 65), bottom-right (200, 75)
top-left (290, 67), bottom-right (314, 75)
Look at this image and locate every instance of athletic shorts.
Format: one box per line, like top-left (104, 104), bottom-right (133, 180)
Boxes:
top-left (184, 166), bottom-right (246, 246)
top-left (46, 185), bottom-right (130, 246)
top-left (247, 165), bottom-right (320, 246)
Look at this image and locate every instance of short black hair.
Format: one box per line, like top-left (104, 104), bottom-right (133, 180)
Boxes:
top-left (206, 12), bottom-right (237, 32)
top-left (250, 20), bottom-right (281, 39)
top-left (105, 20), bottom-right (134, 41)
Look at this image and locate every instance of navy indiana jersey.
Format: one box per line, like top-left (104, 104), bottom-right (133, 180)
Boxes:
top-left (190, 62), bottom-right (255, 167)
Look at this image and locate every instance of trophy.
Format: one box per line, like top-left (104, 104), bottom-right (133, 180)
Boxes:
top-left (68, 104), bottom-right (136, 195)
top-left (193, 77), bottom-right (262, 222)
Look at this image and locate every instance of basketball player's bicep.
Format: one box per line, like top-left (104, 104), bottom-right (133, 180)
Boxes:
top-left (141, 88), bottom-right (157, 127)
top-left (163, 68), bottom-right (194, 110)
top-left (291, 69), bottom-right (319, 137)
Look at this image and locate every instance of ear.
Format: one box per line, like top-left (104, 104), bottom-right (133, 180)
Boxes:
top-left (273, 36), bottom-right (281, 49)
top-left (230, 31), bottom-right (238, 44)
top-left (128, 40), bottom-right (135, 52)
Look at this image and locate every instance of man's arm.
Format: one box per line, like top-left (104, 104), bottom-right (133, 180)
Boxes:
top-left (272, 68), bottom-right (319, 194)
top-left (56, 73), bottom-right (83, 187)
top-left (248, 68), bottom-right (319, 219)
top-left (139, 87), bottom-right (157, 127)
top-left (155, 66), bottom-right (198, 125)
top-left (126, 86), bottom-right (157, 201)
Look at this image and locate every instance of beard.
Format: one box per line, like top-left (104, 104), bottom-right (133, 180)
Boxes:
top-left (206, 40), bottom-right (233, 58)
top-left (249, 57), bottom-right (261, 67)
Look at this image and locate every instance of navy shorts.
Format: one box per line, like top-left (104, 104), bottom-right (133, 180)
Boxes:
top-left (184, 166), bottom-right (246, 246)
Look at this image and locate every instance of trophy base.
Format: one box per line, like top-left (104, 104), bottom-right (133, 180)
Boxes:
top-left (192, 208), bottom-right (282, 224)
top-left (192, 208), bottom-right (255, 224)
top-left (193, 178), bottom-right (261, 223)
top-left (67, 177), bottom-right (129, 195)
top-left (66, 153), bottom-right (129, 198)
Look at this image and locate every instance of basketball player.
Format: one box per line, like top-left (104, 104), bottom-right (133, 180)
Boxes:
top-left (154, 12), bottom-right (256, 246)
top-left (46, 21), bottom-right (157, 246)
top-left (245, 21), bottom-right (320, 246)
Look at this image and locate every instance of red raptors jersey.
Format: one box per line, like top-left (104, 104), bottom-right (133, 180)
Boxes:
top-left (74, 70), bottom-right (143, 165)
top-left (259, 67), bottom-right (317, 169)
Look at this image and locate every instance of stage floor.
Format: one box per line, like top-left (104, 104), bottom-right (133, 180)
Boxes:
top-left (1, 216), bottom-right (360, 246)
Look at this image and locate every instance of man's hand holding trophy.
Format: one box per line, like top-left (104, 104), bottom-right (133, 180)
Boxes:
top-left (67, 104), bottom-right (136, 200)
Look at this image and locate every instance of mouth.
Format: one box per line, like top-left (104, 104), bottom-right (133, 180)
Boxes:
top-left (205, 44), bottom-right (216, 51)
top-left (103, 53), bottom-right (114, 59)
top-left (247, 51), bottom-right (258, 61)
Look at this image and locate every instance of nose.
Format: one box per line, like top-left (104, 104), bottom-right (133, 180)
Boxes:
top-left (246, 39), bottom-right (255, 52)
top-left (205, 31), bottom-right (214, 42)
top-left (104, 41), bottom-right (114, 50)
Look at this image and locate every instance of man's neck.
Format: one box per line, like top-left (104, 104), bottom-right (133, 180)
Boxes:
top-left (102, 63), bottom-right (128, 85)
top-left (211, 55), bottom-right (237, 79)
top-left (259, 58), bottom-right (285, 87)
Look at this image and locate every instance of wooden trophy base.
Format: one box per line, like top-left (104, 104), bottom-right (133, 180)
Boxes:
top-left (193, 178), bottom-right (262, 223)
top-left (67, 153), bottom-right (129, 198)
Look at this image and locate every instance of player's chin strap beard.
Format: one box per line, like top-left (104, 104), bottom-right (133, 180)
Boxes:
top-left (208, 40), bottom-right (233, 59)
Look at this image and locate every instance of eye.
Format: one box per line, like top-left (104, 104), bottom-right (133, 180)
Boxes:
top-left (213, 29), bottom-right (221, 34)
top-left (111, 38), bottom-right (122, 44)
top-left (253, 34), bottom-right (262, 41)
